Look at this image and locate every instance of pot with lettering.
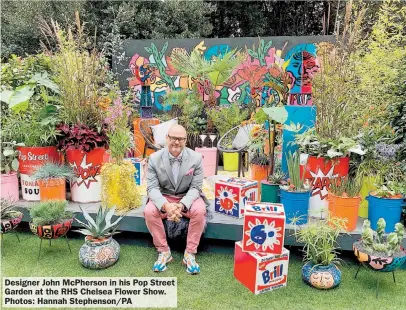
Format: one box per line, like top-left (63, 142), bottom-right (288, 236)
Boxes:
top-left (300, 155), bottom-right (350, 219)
top-left (17, 146), bottom-right (60, 201)
top-left (66, 148), bottom-right (109, 203)
top-left (75, 206), bottom-right (124, 269)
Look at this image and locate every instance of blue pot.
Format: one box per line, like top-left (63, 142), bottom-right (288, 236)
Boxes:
top-left (280, 189), bottom-right (310, 225)
top-left (302, 262), bottom-right (341, 289)
top-left (368, 194), bottom-right (405, 233)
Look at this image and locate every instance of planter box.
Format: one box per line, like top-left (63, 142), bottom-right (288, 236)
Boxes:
top-left (242, 202), bottom-right (285, 255)
top-left (234, 241), bottom-right (289, 295)
top-left (215, 177), bottom-right (258, 218)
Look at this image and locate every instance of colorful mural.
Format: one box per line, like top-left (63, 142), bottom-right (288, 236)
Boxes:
top-left (115, 36), bottom-right (332, 113)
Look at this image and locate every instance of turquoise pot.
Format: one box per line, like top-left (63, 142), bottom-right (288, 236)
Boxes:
top-left (79, 236), bottom-right (120, 269)
top-left (302, 262), bottom-right (341, 289)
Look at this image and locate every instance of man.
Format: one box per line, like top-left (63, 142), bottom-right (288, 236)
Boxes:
top-left (145, 124), bottom-right (207, 274)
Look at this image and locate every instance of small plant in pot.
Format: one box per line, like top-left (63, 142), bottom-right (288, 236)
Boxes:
top-left (0, 140), bottom-right (24, 201)
top-left (75, 205), bottom-right (125, 269)
top-left (261, 170), bottom-right (286, 204)
top-left (31, 162), bottom-right (74, 201)
top-left (248, 124), bottom-right (270, 182)
top-left (0, 198), bottom-right (23, 234)
top-left (367, 181), bottom-right (405, 233)
top-left (279, 152), bottom-right (311, 224)
top-left (353, 219), bottom-right (406, 272)
top-left (328, 178), bottom-right (362, 232)
top-left (293, 216), bottom-right (347, 290)
top-left (29, 200), bottom-right (74, 240)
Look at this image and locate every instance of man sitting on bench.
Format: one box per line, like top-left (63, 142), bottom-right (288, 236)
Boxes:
top-left (145, 124), bottom-right (208, 274)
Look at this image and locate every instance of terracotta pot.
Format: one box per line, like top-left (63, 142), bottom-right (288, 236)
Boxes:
top-left (0, 172), bottom-right (19, 201)
top-left (38, 178), bottom-right (66, 201)
top-left (30, 218), bottom-right (73, 239)
top-left (79, 236), bottom-right (120, 269)
top-left (353, 241), bottom-right (406, 272)
top-left (1, 211), bottom-right (23, 233)
top-left (251, 164), bottom-right (269, 183)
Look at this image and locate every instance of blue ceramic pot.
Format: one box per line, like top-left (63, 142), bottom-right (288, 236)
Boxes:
top-left (79, 236), bottom-right (120, 269)
top-left (302, 261), bottom-right (341, 289)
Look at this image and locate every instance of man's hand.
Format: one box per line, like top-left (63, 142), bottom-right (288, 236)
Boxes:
top-left (163, 203), bottom-right (182, 222)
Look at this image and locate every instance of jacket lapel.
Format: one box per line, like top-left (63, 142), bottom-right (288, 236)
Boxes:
top-left (175, 148), bottom-right (189, 192)
top-left (163, 148), bottom-right (176, 189)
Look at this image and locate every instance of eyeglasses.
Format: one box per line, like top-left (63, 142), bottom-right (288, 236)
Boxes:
top-left (168, 135), bottom-right (187, 143)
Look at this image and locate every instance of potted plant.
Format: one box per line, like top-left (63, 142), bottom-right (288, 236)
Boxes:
top-left (248, 124), bottom-right (270, 182)
top-left (0, 140), bottom-right (24, 201)
top-left (279, 152), bottom-right (311, 224)
top-left (101, 98), bottom-right (142, 212)
top-left (293, 216), bottom-right (347, 290)
top-left (1, 54), bottom-right (62, 201)
top-left (75, 206), bottom-right (126, 269)
top-left (31, 161), bottom-right (74, 201)
top-left (29, 200), bottom-right (74, 240)
top-left (354, 219), bottom-right (406, 272)
top-left (328, 177), bottom-right (362, 232)
top-left (0, 198), bottom-right (23, 234)
top-left (367, 181), bottom-right (405, 233)
top-left (261, 169), bottom-right (286, 204)
top-left (42, 16), bottom-right (111, 203)
top-left (206, 102), bottom-right (249, 171)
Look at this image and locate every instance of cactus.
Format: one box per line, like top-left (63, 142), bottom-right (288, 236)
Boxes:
top-left (361, 219), bottom-right (405, 256)
top-left (395, 223), bottom-right (405, 247)
top-left (376, 218), bottom-right (386, 243)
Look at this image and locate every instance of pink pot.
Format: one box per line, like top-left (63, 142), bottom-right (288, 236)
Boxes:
top-left (0, 172), bottom-right (19, 201)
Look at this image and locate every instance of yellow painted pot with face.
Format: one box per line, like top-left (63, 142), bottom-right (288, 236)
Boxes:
top-left (302, 262), bottom-right (341, 289)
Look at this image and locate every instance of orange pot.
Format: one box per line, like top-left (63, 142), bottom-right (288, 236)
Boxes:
top-left (328, 192), bottom-right (361, 232)
top-left (38, 178), bottom-right (66, 201)
top-left (251, 164), bottom-right (269, 195)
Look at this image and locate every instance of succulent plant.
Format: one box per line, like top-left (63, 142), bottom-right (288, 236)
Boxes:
top-left (74, 206), bottom-right (125, 240)
top-left (0, 198), bottom-right (20, 219)
top-left (360, 218), bottom-right (405, 256)
top-left (267, 170), bottom-right (286, 184)
top-left (31, 161), bottom-right (74, 181)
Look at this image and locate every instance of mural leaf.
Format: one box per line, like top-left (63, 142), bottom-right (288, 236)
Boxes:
top-left (259, 39), bottom-right (264, 53)
top-left (264, 40), bottom-right (273, 53)
top-left (161, 42), bottom-right (168, 55)
top-left (262, 106), bottom-right (288, 124)
top-left (145, 47), bottom-right (152, 53)
top-left (151, 43), bottom-right (159, 55)
top-left (248, 49), bottom-right (258, 59)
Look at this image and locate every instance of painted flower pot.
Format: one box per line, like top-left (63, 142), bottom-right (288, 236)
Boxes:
top-left (327, 193), bottom-right (361, 232)
top-left (79, 236), bottom-right (120, 269)
top-left (30, 218), bottom-right (73, 239)
top-left (300, 156), bottom-right (350, 219)
top-left (367, 194), bottom-right (405, 233)
top-left (66, 148), bottom-right (108, 203)
top-left (260, 181), bottom-right (280, 203)
top-left (359, 176), bottom-right (379, 218)
top-left (38, 178), bottom-right (66, 201)
top-left (353, 241), bottom-right (406, 272)
top-left (302, 262), bottom-right (341, 289)
top-left (280, 188), bottom-right (310, 225)
top-left (0, 173), bottom-right (19, 201)
top-left (1, 211), bottom-right (23, 233)
top-left (17, 146), bottom-right (60, 201)
top-left (251, 164), bottom-right (269, 183)
top-left (223, 152), bottom-right (239, 171)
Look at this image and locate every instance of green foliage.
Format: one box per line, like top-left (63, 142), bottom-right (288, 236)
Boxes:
top-left (74, 205), bottom-right (125, 239)
top-left (361, 219), bottom-right (405, 256)
top-left (0, 198), bottom-right (20, 219)
top-left (292, 216), bottom-right (347, 266)
top-left (330, 177), bottom-right (361, 198)
top-left (31, 162), bottom-right (74, 181)
top-left (206, 102), bottom-right (248, 137)
top-left (373, 181), bottom-right (406, 198)
top-left (163, 89), bottom-right (206, 134)
top-left (267, 170), bottom-right (286, 185)
top-left (280, 152), bottom-right (310, 192)
top-left (30, 200), bottom-right (72, 226)
top-left (0, 139), bottom-right (24, 174)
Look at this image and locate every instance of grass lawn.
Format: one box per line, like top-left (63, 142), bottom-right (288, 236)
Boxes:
top-left (1, 231), bottom-right (405, 310)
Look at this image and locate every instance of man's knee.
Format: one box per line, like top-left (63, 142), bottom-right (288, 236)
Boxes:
top-left (190, 199), bottom-right (206, 219)
top-left (144, 202), bottom-right (160, 220)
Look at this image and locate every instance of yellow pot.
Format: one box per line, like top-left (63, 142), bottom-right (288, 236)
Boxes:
top-left (359, 176), bottom-right (379, 218)
top-left (223, 153), bottom-right (239, 171)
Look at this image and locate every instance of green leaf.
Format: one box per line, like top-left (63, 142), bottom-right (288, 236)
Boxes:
top-left (145, 47), bottom-right (152, 53)
top-left (248, 50), bottom-right (258, 59)
top-left (262, 107), bottom-right (288, 124)
top-left (9, 85), bottom-right (34, 112)
top-left (11, 158), bottom-right (19, 171)
top-left (30, 72), bottom-right (60, 94)
top-left (264, 40), bottom-right (273, 53)
top-left (0, 89), bottom-right (14, 104)
top-left (161, 42), bottom-right (168, 55)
